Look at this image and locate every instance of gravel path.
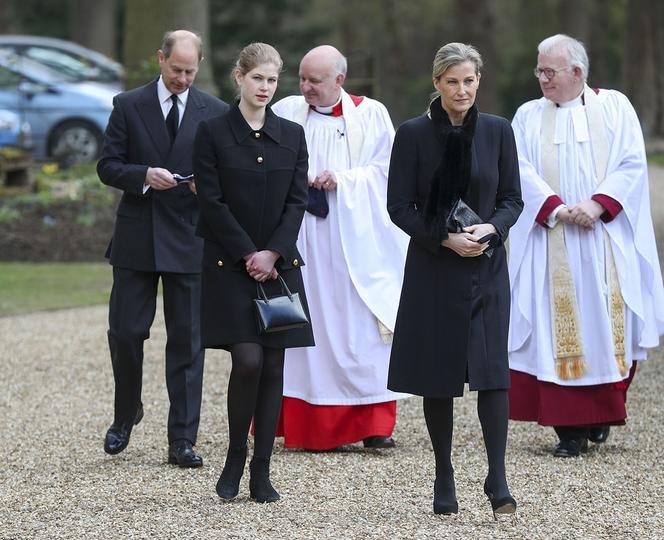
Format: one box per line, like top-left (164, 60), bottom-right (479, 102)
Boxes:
top-left (1, 308), bottom-right (662, 539)
top-left (1, 166), bottom-right (663, 539)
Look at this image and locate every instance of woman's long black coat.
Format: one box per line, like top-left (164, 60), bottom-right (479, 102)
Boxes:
top-left (386, 112), bottom-right (523, 398)
top-left (193, 105), bottom-right (314, 350)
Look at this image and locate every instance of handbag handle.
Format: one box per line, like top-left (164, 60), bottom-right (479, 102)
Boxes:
top-left (256, 274), bottom-right (293, 304)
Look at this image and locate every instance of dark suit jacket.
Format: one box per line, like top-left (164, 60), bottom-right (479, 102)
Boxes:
top-left (387, 112), bottom-right (523, 398)
top-left (97, 79), bottom-right (228, 273)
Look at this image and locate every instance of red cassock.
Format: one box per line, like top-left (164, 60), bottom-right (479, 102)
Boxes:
top-left (508, 364), bottom-right (636, 426)
top-left (276, 398), bottom-right (396, 450)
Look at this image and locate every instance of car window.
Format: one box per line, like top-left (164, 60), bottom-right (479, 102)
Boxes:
top-left (24, 46), bottom-right (95, 81)
top-left (0, 65), bottom-right (22, 89)
top-left (24, 46), bottom-right (117, 83)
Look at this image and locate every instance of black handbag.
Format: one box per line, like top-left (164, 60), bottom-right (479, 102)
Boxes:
top-left (446, 198), bottom-right (495, 258)
top-left (253, 275), bottom-right (309, 334)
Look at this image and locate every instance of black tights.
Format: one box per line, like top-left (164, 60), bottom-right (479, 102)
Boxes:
top-left (423, 389), bottom-right (510, 501)
top-left (227, 343), bottom-right (284, 459)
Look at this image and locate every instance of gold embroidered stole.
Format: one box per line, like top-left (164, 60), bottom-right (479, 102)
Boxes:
top-left (540, 86), bottom-right (627, 380)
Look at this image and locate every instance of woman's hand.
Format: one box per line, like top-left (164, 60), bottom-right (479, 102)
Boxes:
top-left (245, 250), bottom-right (280, 282)
top-left (441, 223), bottom-right (497, 257)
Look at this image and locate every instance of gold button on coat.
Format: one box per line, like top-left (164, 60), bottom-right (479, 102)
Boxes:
top-left (217, 260), bottom-right (224, 267)
top-left (293, 259), bottom-right (299, 266)
top-left (254, 132), bottom-right (261, 138)
top-left (257, 156), bottom-right (263, 164)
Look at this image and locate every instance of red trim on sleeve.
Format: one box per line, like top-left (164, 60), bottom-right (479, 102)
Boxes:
top-left (536, 195), bottom-right (565, 227)
top-left (592, 194), bottom-right (623, 223)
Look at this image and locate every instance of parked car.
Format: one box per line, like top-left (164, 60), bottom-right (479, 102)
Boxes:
top-left (0, 108), bottom-right (33, 187)
top-left (0, 35), bottom-right (123, 92)
top-left (0, 108), bottom-right (31, 148)
top-left (0, 57), bottom-right (115, 166)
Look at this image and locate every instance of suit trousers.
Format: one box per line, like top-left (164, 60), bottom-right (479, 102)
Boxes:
top-left (108, 266), bottom-right (205, 444)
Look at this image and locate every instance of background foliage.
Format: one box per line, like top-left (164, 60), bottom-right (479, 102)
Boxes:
top-left (0, 0), bottom-right (662, 136)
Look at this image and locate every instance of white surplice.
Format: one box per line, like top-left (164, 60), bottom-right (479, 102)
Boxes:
top-left (272, 92), bottom-right (409, 404)
top-left (508, 89), bottom-right (664, 386)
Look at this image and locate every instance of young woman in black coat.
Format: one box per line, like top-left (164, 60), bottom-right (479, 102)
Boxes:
top-left (193, 43), bottom-right (314, 503)
top-left (387, 43), bottom-right (523, 518)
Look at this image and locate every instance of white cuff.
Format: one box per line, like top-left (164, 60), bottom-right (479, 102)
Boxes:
top-left (545, 204), bottom-right (566, 228)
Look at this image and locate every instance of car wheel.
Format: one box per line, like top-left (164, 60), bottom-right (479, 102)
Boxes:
top-left (49, 120), bottom-right (102, 166)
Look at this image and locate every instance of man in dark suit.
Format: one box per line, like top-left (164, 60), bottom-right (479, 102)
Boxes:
top-left (97, 30), bottom-right (228, 467)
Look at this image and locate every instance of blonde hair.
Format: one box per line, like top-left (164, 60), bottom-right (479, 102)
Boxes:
top-left (231, 42), bottom-right (283, 85)
top-left (432, 42), bottom-right (483, 80)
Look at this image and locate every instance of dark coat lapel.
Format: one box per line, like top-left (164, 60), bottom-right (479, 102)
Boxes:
top-left (167, 86), bottom-right (208, 172)
top-left (135, 79), bottom-right (170, 162)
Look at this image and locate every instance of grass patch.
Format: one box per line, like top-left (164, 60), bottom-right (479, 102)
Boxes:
top-left (648, 153), bottom-right (664, 167)
top-left (0, 262), bottom-right (111, 317)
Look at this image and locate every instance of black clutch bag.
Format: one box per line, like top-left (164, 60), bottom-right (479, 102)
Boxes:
top-left (306, 186), bottom-right (329, 218)
top-left (253, 275), bottom-right (310, 334)
top-left (446, 198), bottom-right (494, 258)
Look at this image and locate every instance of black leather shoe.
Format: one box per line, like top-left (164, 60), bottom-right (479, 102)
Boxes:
top-left (362, 436), bottom-right (396, 449)
top-left (588, 425), bottom-right (610, 444)
top-left (484, 481), bottom-right (517, 520)
top-left (249, 457), bottom-right (280, 503)
top-left (216, 446), bottom-right (247, 500)
top-left (168, 439), bottom-right (203, 468)
top-left (104, 403), bottom-right (144, 455)
top-left (553, 436), bottom-right (588, 458)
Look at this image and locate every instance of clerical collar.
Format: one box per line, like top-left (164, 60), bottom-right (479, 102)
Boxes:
top-left (310, 95), bottom-right (343, 116)
top-left (557, 91), bottom-right (584, 108)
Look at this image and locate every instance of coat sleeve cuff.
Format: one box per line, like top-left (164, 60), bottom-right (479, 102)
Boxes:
top-left (592, 194), bottom-right (623, 223)
top-left (536, 195), bottom-right (565, 227)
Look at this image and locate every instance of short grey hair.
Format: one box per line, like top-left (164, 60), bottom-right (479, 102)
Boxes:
top-left (538, 34), bottom-right (589, 81)
top-left (333, 54), bottom-right (347, 77)
top-left (432, 42), bottom-right (483, 80)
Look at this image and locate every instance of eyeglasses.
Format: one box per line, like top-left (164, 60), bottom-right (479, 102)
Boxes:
top-left (533, 67), bottom-right (570, 80)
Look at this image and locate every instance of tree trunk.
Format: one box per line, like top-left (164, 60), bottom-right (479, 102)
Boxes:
top-left (123, 0), bottom-right (216, 94)
top-left (622, 0), bottom-right (657, 138)
top-left (451, 0), bottom-right (499, 114)
top-left (0, 0), bottom-right (13, 33)
top-left (69, 0), bottom-right (118, 59)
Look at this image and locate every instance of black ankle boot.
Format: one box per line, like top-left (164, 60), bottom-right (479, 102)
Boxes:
top-left (249, 456), bottom-right (280, 503)
top-left (484, 479), bottom-right (516, 520)
top-left (433, 471), bottom-right (458, 515)
top-left (216, 446), bottom-right (247, 500)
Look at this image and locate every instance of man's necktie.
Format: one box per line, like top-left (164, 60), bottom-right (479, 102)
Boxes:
top-left (165, 94), bottom-right (179, 142)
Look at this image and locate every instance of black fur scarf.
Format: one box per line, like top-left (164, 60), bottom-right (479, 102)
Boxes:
top-left (424, 97), bottom-right (478, 239)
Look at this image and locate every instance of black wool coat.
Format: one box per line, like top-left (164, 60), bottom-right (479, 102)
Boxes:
top-left (386, 112), bottom-right (523, 398)
top-left (193, 105), bottom-right (315, 350)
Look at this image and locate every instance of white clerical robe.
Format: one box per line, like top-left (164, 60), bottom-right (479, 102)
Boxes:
top-left (508, 89), bottom-right (664, 386)
top-left (272, 92), bottom-right (409, 404)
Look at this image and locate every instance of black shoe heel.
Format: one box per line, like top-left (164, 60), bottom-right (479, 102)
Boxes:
top-left (216, 446), bottom-right (247, 500)
top-left (134, 403), bottom-right (144, 425)
top-left (484, 481), bottom-right (516, 520)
